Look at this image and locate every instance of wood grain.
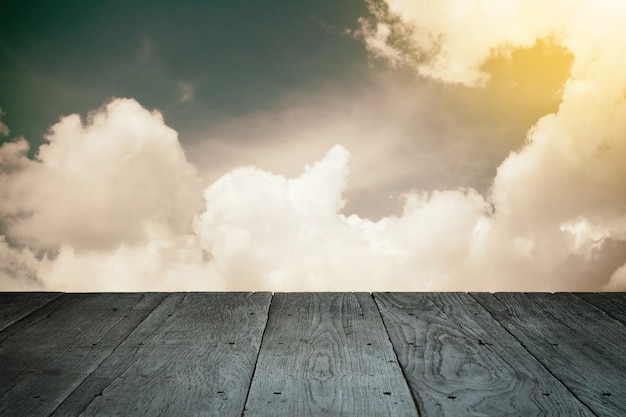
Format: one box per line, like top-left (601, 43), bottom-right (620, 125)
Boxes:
top-left (59, 292), bottom-right (272, 417)
top-left (0, 293), bottom-right (166, 417)
top-left (575, 293), bottom-right (626, 325)
top-left (3, 292), bottom-right (624, 416)
top-left (0, 292), bottom-right (61, 332)
top-left (243, 293), bottom-right (418, 417)
top-left (375, 292), bottom-right (595, 417)
top-left (473, 292), bottom-right (626, 417)
top-left (597, 292), bottom-right (626, 308)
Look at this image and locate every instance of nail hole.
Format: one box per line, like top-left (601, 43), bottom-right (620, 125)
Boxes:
top-left (543, 393), bottom-right (550, 396)
top-left (602, 392), bottom-right (612, 396)
top-left (448, 395), bottom-right (456, 399)
top-left (273, 392), bottom-right (282, 395)
top-left (366, 343), bottom-right (372, 346)
top-left (217, 391), bottom-right (225, 394)
top-left (383, 392), bottom-right (391, 396)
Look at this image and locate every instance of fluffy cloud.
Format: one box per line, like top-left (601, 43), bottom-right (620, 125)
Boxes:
top-left (0, 99), bottom-right (215, 291)
top-left (193, 145), bottom-right (493, 291)
top-left (357, 0), bottom-right (626, 289)
top-left (2, 99), bottom-right (204, 251)
top-left (359, 0), bottom-right (587, 86)
top-left (1, 92), bottom-right (625, 291)
top-left (1, 108), bottom-right (495, 291)
top-left (2, 0), bottom-right (626, 291)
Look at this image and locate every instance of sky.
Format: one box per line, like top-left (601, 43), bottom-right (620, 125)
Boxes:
top-left (1, 0), bottom-right (625, 292)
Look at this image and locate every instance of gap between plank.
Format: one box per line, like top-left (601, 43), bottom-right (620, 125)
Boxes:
top-left (571, 294), bottom-right (626, 330)
top-left (240, 292), bottom-right (274, 417)
top-left (0, 293), bottom-right (64, 333)
top-left (47, 293), bottom-right (171, 417)
top-left (469, 293), bottom-right (599, 417)
top-left (371, 293), bottom-right (422, 417)
top-left (0, 293), bottom-right (67, 343)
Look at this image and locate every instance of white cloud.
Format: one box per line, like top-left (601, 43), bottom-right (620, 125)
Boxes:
top-left (194, 145), bottom-right (492, 291)
top-left (0, 115), bottom-right (501, 291)
top-left (3, 0), bottom-right (626, 292)
top-left (0, 99), bottom-right (214, 291)
top-left (1, 89), bottom-right (624, 291)
top-left (358, 0), bottom-right (573, 86)
top-left (3, 99), bottom-right (204, 251)
top-left (354, 0), bottom-right (626, 290)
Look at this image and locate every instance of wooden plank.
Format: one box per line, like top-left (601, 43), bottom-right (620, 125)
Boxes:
top-left (0, 292), bottom-right (62, 332)
top-left (54, 292), bottom-right (272, 417)
top-left (374, 292), bottom-right (595, 417)
top-left (0, 293), bottom-right (166, 417)
top-left (599, 292), bottom-right (626, 308)
top-left (243, 293), bottom-right (418, 417)
top-left (473, 292), bottom-right (626, 417)
top-left (575, 293), bottom-right (626, 325)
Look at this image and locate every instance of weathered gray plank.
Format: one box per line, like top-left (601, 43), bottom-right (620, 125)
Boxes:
top-left (0, 292), bottom-right (62, 332)
top-left (55, 292), bottom-right (272, 417)
top-left (575, 293), bottom-right (626, 325)
top-left (375, 292), bottom-right (595, 417)
top-left (473, 292), bottom-right (626, 417)
top-left (599, 292), bottom-right (626, 308)
top-left (0, 293), bottom-right (166, 417)
top-left (244, 293), bottom-right (418, 417)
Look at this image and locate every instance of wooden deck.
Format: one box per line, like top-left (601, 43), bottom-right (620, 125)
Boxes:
top-left (1, 293), bottom-right (625, 416)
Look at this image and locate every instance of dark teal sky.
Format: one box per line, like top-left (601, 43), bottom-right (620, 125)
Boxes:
top-left (0, 0), bottom-right (371, 149)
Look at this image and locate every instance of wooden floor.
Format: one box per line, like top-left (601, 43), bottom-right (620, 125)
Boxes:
top-left (1, 293), bottom-right (625, 416)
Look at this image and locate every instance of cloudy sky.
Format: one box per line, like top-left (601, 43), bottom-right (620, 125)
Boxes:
top-left (1, 0), bottom-right (625, 292)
